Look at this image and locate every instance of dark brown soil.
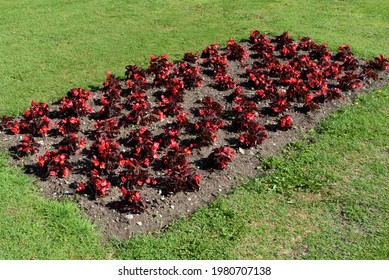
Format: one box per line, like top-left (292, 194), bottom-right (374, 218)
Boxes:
top-left (1, 38), bottom-right (388, 241)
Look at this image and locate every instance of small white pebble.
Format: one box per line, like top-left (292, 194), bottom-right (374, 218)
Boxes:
top-left (136, 221), bottom-right (142, 226)
top-left (187, 197), bottom-right (192, 201)
top-left (219, 188), bottom-right (222, 192)
top-left (170, 205), bottom-right (175, 210)
top-left (160, 196), bottom-right (165, 201)
top-left (126, 214), bottom-right (134, 220)
top-left (238, 147), bottom-right (245, 154)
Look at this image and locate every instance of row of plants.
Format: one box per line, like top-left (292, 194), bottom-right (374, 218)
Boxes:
top-left (1, 30), bottom-right (388, 214)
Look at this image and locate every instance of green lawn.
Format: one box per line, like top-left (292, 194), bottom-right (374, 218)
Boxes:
top-left (0, 157), bottom-right (108, 259)
top-left (0, 0), bottom-right (388, 259)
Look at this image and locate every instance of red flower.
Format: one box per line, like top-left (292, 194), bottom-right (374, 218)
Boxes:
top-left (94, 178), bottom-right (111, 196)
top-left (120, 188), bottom-right (147, 213)
top-left (208, 146), bottom-right (235, 169)
top-left (278, 115), bottom-right (293, 130)
top-left (76, 183), bottom-right (86, 193)
top-left (270, 90), bottom-right (290, 114)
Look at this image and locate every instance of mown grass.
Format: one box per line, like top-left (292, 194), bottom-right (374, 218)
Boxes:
top-left (0, 0), bottom-right (388, 259)
top-left (0, 151), bottom-right (108, 259)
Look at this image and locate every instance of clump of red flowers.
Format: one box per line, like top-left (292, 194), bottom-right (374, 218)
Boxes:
top-left (57, 117), bottom-right (81, 135)
top-left (165, 165), bottom-right (201, 194)
top-left (208, 146), bottom-right (235, 169)
top-left (60, 88), bottom-right (93, 117)
top-left (17, 134), bottom-right (40, 157)
top-left (58, 133), bottom-right (86, 155)
top-left (239, 121), bottom-right (267, 148)
top-left (119, 188), bottom-right (147, 213)
top-left (37, 151), bottom-right (71, 178)
top-left (226, 38), bottom-right (249, 63)
top-left (10, 101), bottom-right (51, 136)
top-left (278, 115), bottom-right (293, 130)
